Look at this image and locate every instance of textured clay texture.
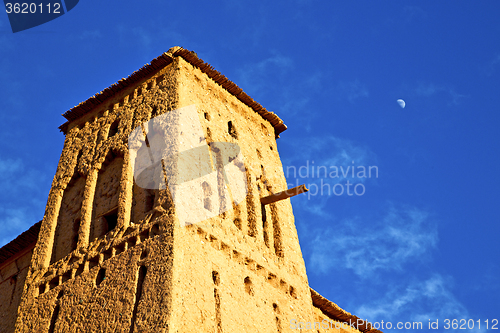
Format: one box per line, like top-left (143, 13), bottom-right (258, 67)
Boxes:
top-left (3, 51), bottom-right (365, 333)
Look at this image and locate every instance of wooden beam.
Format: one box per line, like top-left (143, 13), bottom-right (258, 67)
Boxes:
top-left (260, 184), bottom-right (309, 205)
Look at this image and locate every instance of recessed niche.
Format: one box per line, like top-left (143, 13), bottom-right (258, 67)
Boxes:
top-left (228, 121), bottom-right (238, 139)
top-left (95, 268), bottom-right (106, 287)
top-left (102, 248), bottom-right (112, 261)
top-left (127, 236), bottom-right (137, 248)
top-left (150, 223), bottom-right (160, 237)
top-left (62, 270), bottom-right (72, 284)
top-left (212, 271), bottom-right (220, 286)
top-left (244, 277), bottom-right (254, 296)
top-left (91, 150), bottom-right (123, 241)
top-left (140, 248), bottom-right (148, 260)
top-left (103, 209), bottom-right (119, 233)
top-left (108, 119), bottom-right (120, 138)
top-left (113, 242), bottom-right (125, 256)
top-left (49, 276), bottom-right (59, 290)
top-left (88, 256), bottom-right (99, 270)
top-left (139, 229), bottom-right (149, 243)
top-left (39, 284), bottom-right (46, 295)
top-left (261, 123), bottom-right (269, 136)
top-left (75, 263), bottom-right (84, 277)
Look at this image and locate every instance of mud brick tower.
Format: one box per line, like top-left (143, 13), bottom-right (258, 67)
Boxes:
top-left (0, 47), bottom-right (381, 333)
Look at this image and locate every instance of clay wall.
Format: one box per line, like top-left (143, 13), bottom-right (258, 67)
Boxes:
top-left (14, 59), bottom-right (180, 332)
top-left (164, 56), bottom-right (316, 332)
top-left (0, 247), bottom-right (34, 333)
top-left (10, 52), bottom-right (367, 333)
top-left (51, 174), bottom-right (85, 264)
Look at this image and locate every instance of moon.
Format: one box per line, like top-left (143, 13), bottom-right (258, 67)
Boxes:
top-left (397, 99), bottom-right (406, 109)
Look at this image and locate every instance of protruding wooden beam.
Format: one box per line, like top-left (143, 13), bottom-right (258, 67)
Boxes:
top-left (260, 184), bottom-right (309, 205)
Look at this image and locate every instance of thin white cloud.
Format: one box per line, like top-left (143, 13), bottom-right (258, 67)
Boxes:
top-left (309, 204), bottom-right (437, 276)
top-left (0, 157), bottom-right (49, 246)
top-left (131, 27), bottom-right (152, 49)
top-left (282, 136), bottom-right (377, 203)
top-left (236, 53), bottom-right (294, 96)
top-left (234, 52), bottom-right (319, 127)
top-left (284, 136), bottom-right (375, 173)
top-left (0, 158), bottom-right (23, 176)
top-left (485, 53), bottom-right (500, 76)
top-left (356, 274), bottom-right (480, 333)
top-left (414, 82), bottom-right (466, 106)
top-left (336, 79), bottom-right (369, 103)
top-left (0, 158), bottom-right (45, 194)
top-left (277, 95), bottom-right (310, 120)
top-left (112, 23), bottom-right (191, 61)
top-left (79, 30), bottom-right (102, 40)
top-left (0, 207), bottom-right (38, 246)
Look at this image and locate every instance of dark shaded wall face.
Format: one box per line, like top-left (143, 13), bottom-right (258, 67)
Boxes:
top-left (13, 61), bottom-right (180, 332)
top-left (0, 248), bottom-right (34, 333)
top-left (52, 175), bottom-right (85, 264)
top-left (91, 153), bottom-right (124, 241)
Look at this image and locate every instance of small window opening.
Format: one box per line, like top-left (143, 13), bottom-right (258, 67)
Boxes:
top-left (103, 248), bottom-right (112, 261)
top-left (115, 242), bottom-right (126, 255)
top-left (38, 284), bottom-right (46, 295)
top-left (62, 270), bottom-right (72, 284)
top-left (139, 229), bottom-right (149, 242)
top-left (108, 119), bottom-right (120, 137)
top-left (103, 209), bottom-right (118, 234)
top-left (96, 268), bottom-right (106, 287)
top-left (49, 276), bottom-right (59, 290)
top-left (150, 223), bottom-right (161, 237)
top-left (228, 121), bottom-right (237, 139)
top-left (72, 218), bottom-right (80, 252)
top-left (127, 237), bottom-right (137, 248)
top-left (156, 75), bottom-right (164, 85)
top-left (75, 264), bottom-right (84, 277)
top-left (88, 256), bottom-right (99, 270)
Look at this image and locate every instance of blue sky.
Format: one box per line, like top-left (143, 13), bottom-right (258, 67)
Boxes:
top-left (1, 1), bottom-right (499, 331)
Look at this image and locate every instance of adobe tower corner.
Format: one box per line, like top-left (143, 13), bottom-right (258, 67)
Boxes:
top-left (1, 47), bottom-right (380, 333)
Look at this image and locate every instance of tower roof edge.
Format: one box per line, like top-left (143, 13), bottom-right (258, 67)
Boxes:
top-left (59, 47), bottom-right (287, 137)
